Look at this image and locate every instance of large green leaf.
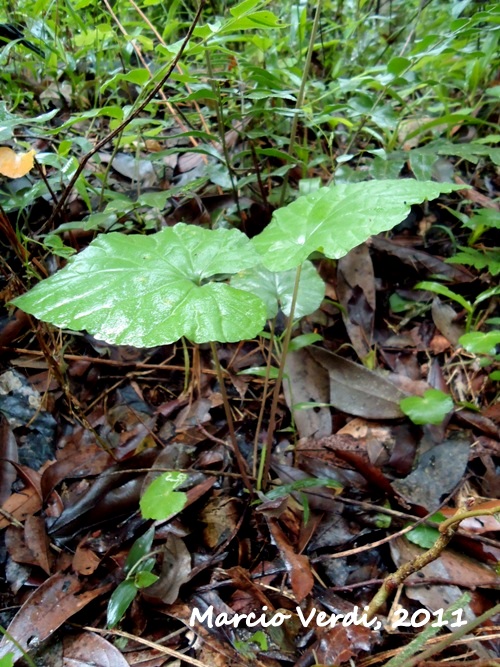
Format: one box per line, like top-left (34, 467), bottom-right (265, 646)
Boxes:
top-left (12, 223), bottom-right (267, 346)
top-left (230, 261), bottom-right (325, 319)
top-left (253, 180), bottom-right (462, 271)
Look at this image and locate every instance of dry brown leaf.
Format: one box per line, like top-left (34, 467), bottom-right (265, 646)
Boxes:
top-left (0, 486), bottom-right (42, 529)
top-left (63, 631), bottom-right (130, 666)
top-left (0, 147), bottom-right (36, 178)
top-left (0, 572), bottom-right (110, 662)
top-left (72, 539), bottom-right (102, 575)
top-left (337, 243), bottom-right (375, 359)
top-left (267, 518), bottom-right (314, 603)
top-left (283, 348), bottom-right (332, 439)
top-left (24, 515), bottom-right (53, 574)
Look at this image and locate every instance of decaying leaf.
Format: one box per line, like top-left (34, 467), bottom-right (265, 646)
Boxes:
top-left (309, 347), bottom-right (407, 419)
top-left (0, 572), bottom-right (110, 662)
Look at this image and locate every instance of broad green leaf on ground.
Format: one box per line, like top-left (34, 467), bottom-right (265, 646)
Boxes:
top-left (252, 180), bottom-right (462, 271)
top-left (139, 471), bottom-right (188, 520)
top-left (12, 224), bottom-right (267, 346)
top-left (459, 331), bottom-right (500, 356)
top-left (230, 261), bottom-right (325, 319)
top-left (400, 389), bottom-right (454, 425)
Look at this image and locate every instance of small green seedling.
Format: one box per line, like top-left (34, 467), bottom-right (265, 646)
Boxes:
top-left (415, 281), bottom-right (500, 332)
top-left (400, 388), bottom-right (454, 426)
top-left (107, 525), bottom-right (159, 628)
top-left (107, 474), bottom-right (187, 628)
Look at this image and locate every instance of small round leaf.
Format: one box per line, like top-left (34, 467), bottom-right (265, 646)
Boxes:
top-left (140, 471), bottom-right (188, 520)
top-left (400, 389), bottom-right (454, 425)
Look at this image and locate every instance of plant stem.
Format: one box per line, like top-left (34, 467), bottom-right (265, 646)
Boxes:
top-left (365, 503), bottom-right (499, 621)
top-left (253, 319), bottom-right (276, 480)
top-left (382, 592), bottom-right (471, 667)
top-left (399, 601), bottom-right (500, 667)
top-left (261, 264), bottom-right (302, 490)
top-left (365, 520), bottom-right (460, 620)
top-left (279, 0), bottom-right (323, 206)
top-left (438, 507), bottom-right (500, 533)
top-left (205, 49), bottom-right (242, 223)
top-left (209, 341), bottom-right (253, 494)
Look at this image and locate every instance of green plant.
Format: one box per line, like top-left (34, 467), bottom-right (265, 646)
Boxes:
top-left (12, 178), bottom-right (462, 494)
top-left (415, 280), bottom-right (500, 332)
top-left (400, 388), bottom-right (454, 426)
top-left (106, 525), bottom-right (159, 628)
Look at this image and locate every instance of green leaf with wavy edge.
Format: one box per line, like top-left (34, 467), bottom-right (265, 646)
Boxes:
top-left (12, 223), bottom-right (267, 346)
top-left (140, 471), bottom-right (188, 521)
top-left (252, 180), bottom-right (462, 271)
top-left (230, 260), bottom-right (324, 319)
top-left (400, 389), bottom-right (454, 425)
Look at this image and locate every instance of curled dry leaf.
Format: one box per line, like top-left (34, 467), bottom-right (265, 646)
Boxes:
top-left (142, 534), bottom-right (192, 605)
top-left (0, 485), bottom-right (42, 530)
top-left (0, 147), bottom-right (36, 178)
top-left (24, 515), bottom-right (52, 574)
top-left (266, 517), bottom-right (314, 603)
top-left (337, 243), bottom-right (375, 359)
top-left (283, 348), bottom-right (332, 439)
